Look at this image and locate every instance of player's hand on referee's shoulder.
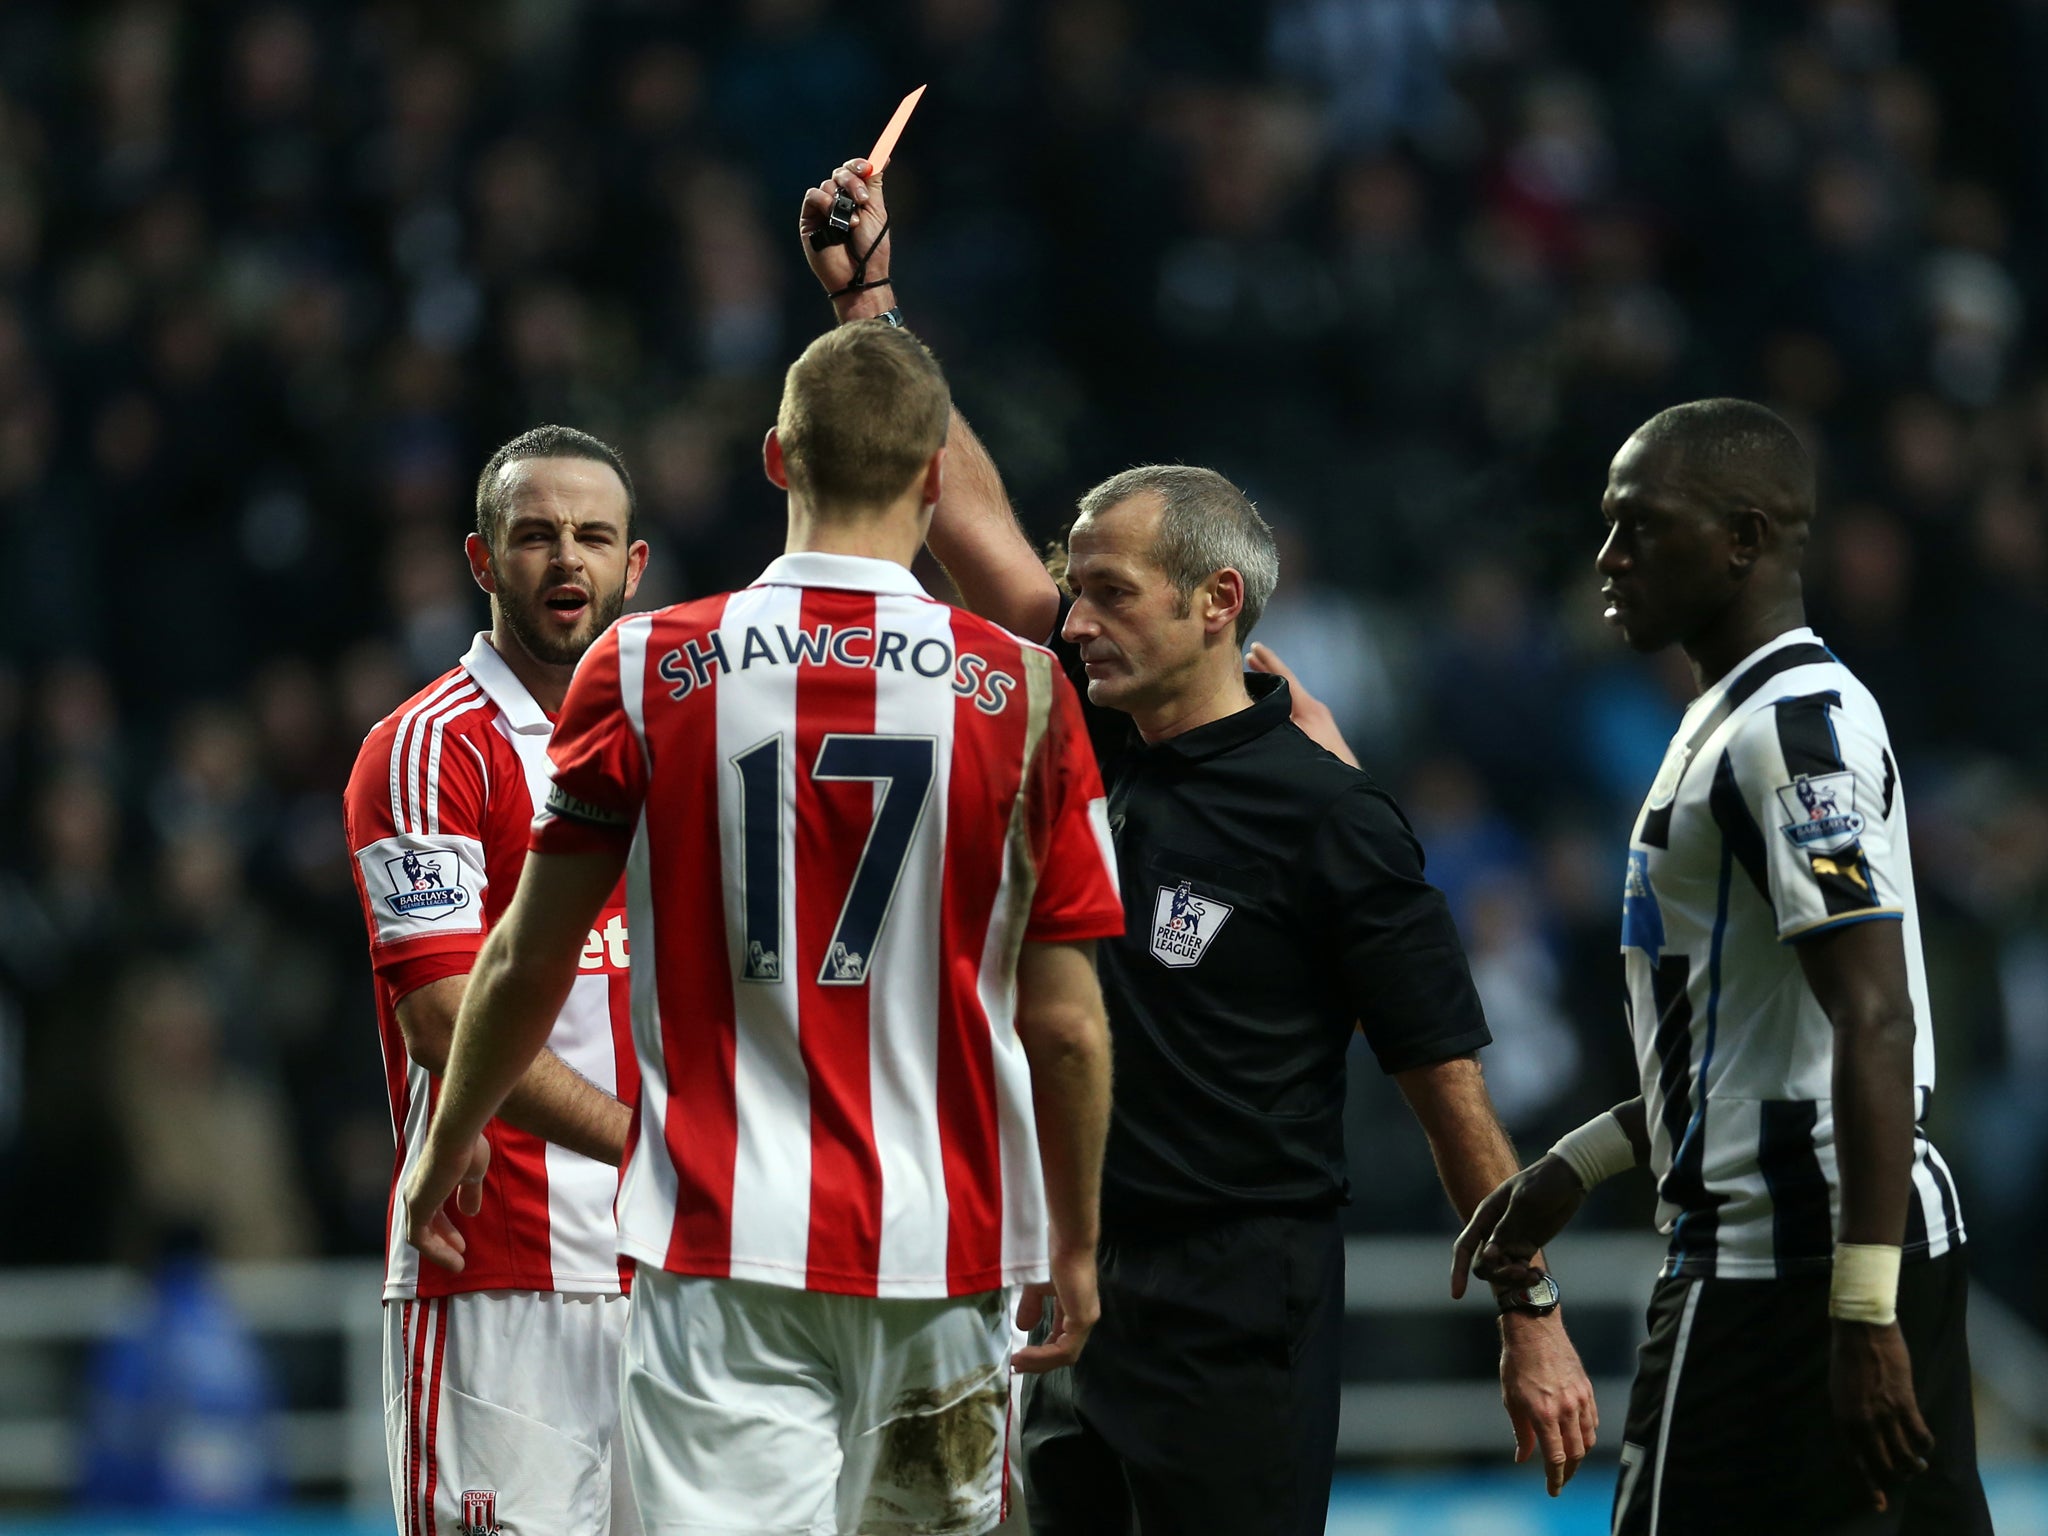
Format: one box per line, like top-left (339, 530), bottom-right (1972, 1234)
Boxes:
top-left (1832, 1318), bottom-right (1935, 1514)
top-left (1450, 1153), bottom-right (1586, 1297)
top-left (1010, 1245), bottom-right (1100, 1374)
top-left (1246, 643), bottom-right (1359, 767)
top-left (401, 1131), bottom-right (492, 1272)
top-left (799, 158), bottom-right (893, 321)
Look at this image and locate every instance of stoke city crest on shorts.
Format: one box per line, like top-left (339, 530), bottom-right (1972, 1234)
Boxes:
top-left (460, 1489), bottom-right (501, 1536)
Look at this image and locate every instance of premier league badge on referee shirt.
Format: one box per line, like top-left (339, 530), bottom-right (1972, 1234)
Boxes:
top-left (460, 1490), bottom-right (500, 1535)
top-left (381, 847), bottom-right (471, 921)
top-left (1774, 771), bottom-right (1865, 854)
top-left (1150, 879), bottom-right (1232, 968)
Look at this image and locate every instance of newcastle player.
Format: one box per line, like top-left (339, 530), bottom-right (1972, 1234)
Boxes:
top-left (1455, 399), bottom-right (1991, 1535)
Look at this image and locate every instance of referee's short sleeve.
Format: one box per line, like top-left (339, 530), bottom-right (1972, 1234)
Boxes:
top-left (1307, 781), bottom-right (1491, 1074)
top-left (1722, 695), bottom-right (1905, 943)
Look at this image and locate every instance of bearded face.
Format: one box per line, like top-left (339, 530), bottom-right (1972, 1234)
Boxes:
top-left (472, 456), bottom-right (647, 672)
top-left (493, 555), bottom-right (632, 666)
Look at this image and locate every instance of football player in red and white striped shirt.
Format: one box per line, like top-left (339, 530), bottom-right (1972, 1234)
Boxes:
top-left (344, 426), bottom-right (649, 1536)
top-left (405, 322), bottom-right (1123, 1536)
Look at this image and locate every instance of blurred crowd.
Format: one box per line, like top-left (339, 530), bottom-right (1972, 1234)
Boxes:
top-left (0, 0), bottom-right (2045, 1319)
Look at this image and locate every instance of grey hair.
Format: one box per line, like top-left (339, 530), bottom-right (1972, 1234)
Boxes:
top-left (1076, 465), bottom-right (1279, 643)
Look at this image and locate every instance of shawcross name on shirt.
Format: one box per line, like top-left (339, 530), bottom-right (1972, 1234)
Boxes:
top-left (656, 623), bottom-right (1018, 715)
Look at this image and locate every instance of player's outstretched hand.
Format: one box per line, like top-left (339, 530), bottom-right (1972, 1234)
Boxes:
top-left (1500, 1311), bottom-right (1599, 1497)
top-left (1246, 643), bottom-right (1360, 767)
top-left (1451, 1153), bottom-right (1587, 1298)
top-left (1011, 1246), bottom-right (1100, 1374)
top-left (799, 159), bottom-right (893, 316)
top-left (402, 1131), bottom-right (491, 1272)
top-left (1832, 1319), bottom-right (1934, 1514)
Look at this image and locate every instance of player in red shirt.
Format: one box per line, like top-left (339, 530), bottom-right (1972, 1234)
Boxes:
top-left (405, 322), bottom-right (1123, 1535)
top-left (343, 426), bottom-right (648, 1536)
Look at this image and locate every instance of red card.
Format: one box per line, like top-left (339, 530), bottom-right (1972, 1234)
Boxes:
top-left (866, 85), bottom-right (927, 178)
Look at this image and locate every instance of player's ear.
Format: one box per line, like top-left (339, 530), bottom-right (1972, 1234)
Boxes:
top-left (922, 444), bottom-right (946, 509)
top-left (464, 532), bottom-right (498, 595)
top-left (624, 538), bottom-right (650, 599)
top-left (763, 427), bottom-right (791, 491)
top-left (1728, 506), bottom-right (1770, 572)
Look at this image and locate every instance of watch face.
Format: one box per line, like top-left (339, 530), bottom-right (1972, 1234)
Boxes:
top-left (1503, 1275), bottom-right (1560, 1312)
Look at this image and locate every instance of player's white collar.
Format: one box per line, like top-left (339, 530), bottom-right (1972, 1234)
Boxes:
top-left (752, 551), bottom-right (929, 598)
top-left (1695, 626), bottom-right (1825, 708)
top-left (459, 632), bottom-right (552, 734)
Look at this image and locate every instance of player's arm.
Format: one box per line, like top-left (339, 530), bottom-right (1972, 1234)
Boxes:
top-left (394, 977), bottom-right (629, 1166)
top-left (402, 846), bottom-right (626, 1271)
top-left (1798, 917), bottom-right (1935, 1507)
top-left (798, 157), bottom-right (1061, 641)
top-left (1452, 1095), bottom-right (1650, 1295)
top-left (1009, 937), bottom-right (1111, 1376)
top-left (1397, 1056), bottom-right (1597, 1496)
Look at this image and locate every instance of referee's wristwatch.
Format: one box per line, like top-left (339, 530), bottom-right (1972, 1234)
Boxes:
top-left (1496, 1272), bottom-right (1562, 1318)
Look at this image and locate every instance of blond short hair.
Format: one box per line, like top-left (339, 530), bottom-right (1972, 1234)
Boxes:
top-left (776, 322), bottom-right (951, 515)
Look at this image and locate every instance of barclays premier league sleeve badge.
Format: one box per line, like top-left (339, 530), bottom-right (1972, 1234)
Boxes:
top-left (382, 847), bottom-right (472, 921)
top-left (1774, 771), bottom-right (1866, 854)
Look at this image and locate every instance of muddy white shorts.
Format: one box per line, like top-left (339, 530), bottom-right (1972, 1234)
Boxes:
top-left (621, 1269), bottom-right (1017, 1536)
top-left (384, 1290), bottom-right (641, 1536)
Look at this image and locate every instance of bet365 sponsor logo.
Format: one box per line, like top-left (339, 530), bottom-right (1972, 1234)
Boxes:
top-left (578, 913), bottom-right (630, 971)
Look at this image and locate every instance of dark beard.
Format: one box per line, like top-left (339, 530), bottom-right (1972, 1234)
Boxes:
top-left (496, 575), bottom-right (629, 667)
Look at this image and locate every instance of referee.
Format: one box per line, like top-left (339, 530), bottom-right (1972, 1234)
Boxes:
top-left (798, 158), bottom-right (1598, 1535)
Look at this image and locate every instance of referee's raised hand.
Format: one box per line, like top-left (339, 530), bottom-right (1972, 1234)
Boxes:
top-left (799, 159), bottom-right (894, 323)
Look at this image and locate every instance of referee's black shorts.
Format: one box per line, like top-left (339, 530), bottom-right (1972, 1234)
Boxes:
top-left (1613, 1247), bottom-right (1991, 1536)
top-left (1018, 1210), bottom-right (1343, 1536)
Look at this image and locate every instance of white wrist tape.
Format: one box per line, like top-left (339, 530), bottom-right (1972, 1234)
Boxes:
top-left (1829, 1243), bottom-right (1902, 1326)
top-left (1548, 1112), bottom-right (1638, 1191)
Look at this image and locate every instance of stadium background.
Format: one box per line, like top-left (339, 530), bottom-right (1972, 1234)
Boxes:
top-left (0, 0), bottom-right (2045, 1530)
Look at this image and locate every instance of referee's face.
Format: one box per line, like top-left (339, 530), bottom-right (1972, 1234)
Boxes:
top-left (1062, 496), bottom-right (1210, 716)
top-left (1597, 435), bottom-right (1732, 654)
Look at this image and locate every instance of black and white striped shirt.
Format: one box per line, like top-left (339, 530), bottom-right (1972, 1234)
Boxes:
top-left (1621, 627), bottom-right (1965, 1279)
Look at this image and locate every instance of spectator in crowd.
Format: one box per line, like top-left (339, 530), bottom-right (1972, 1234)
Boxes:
top-left (0, 0), bottom-right (2039, 1340)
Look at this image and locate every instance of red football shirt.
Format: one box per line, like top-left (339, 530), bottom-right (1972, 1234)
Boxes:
top-left (531, 553), bottom-right (1124, 1298)
top-left (344, 635), bottom-right (637, 1300)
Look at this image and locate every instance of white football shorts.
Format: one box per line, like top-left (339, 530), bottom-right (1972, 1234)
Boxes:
top-left (621, 1268), bottom-right (1017, 1536)
top-left (384, 1290), bottom-right (641, 1536)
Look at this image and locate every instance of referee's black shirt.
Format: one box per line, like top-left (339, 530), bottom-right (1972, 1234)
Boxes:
top-left (1054, 625), bottom-right (1492, 1235)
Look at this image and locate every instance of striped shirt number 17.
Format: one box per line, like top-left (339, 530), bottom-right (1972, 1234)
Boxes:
top-left (731, 732), bottom-right (937, 988)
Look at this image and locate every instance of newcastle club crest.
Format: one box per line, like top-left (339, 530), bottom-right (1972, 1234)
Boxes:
top-left (1149, 879), bottom-right (1232, 968)
top-left (382, 848), bottom-right (471, 921)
